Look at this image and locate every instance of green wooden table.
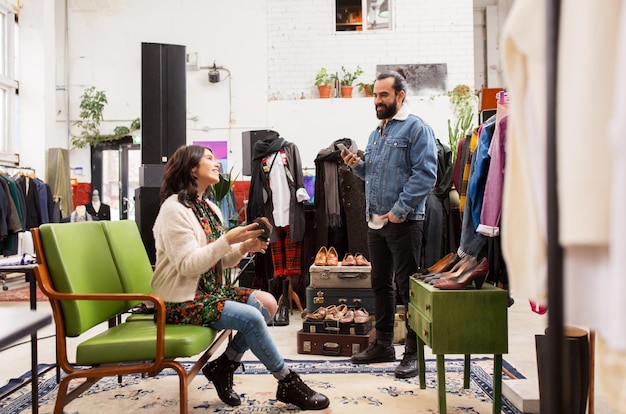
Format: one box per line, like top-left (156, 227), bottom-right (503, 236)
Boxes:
top-left (407, 277), bottom-right (508, 413)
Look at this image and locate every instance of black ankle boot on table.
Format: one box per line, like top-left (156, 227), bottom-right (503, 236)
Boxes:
top-left (276, 370), bottom-right (330, 410)
top-left (202, 354), bottom-right (241, 406)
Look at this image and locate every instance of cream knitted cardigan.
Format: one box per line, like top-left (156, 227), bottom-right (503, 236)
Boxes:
top-left (151, 194), bottom-right (245, 302)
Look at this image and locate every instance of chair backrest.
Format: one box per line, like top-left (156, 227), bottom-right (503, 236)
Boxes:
top-left (39, 222), bottom-right (128, 337)
top-left (101, 220), bottom-right (154, 304)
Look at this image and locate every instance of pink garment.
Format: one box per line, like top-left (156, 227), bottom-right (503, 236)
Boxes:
top-left (477, 102), bottom-right (508, 237)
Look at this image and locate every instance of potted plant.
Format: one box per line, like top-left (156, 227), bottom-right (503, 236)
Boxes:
top-left (315, 67), bottom-right (333, 98)
top-left (338, 65), bottom-right (364, 98)
top-left (357, 80), bottom-right (375, 97)
top-left (446, 84), bottom-right (477, 163)
top-left (72, 86), bottom-right (140, 149)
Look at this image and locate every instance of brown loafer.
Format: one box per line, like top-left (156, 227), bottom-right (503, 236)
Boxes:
top-left (342, 253), bottom-right (356, 266)
top-left (326, 247), bottom-right (339, 266)
top-left (340, 308), bottom-right (355, 324)
top-left (314, 246), bottom-right (327, 266)
top-left (305, 307), bottom-right (327, 321)
top-left (353, 307), bottom-right (370, 324)
top-left (354, 253), bottom-right (370, 266)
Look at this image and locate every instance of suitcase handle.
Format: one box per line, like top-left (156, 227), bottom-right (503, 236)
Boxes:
top-left (322, 341), bottom-right (341, 356)
top-left (336, 272), bottom-right (365, 279)
top-left (319, 270), bottom-right (366, 280)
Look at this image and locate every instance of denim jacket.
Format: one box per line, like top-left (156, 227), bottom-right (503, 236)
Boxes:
top-left (352, 104), bottom-right (438, 222)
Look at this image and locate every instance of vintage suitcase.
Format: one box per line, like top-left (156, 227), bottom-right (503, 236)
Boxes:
top-left (297, 327), bottom-right (376, 357)
top-left (309, 264), bottom-right (371, 289)
top-left (305, 286), bottom-right (376, 315)
top-left (302, 318), bottom-right (373, 335)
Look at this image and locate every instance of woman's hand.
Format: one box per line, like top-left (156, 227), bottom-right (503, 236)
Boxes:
top-left (241, 237), bottom-right (270, 255)
top-left (225, 223), bottom-right (265, 245)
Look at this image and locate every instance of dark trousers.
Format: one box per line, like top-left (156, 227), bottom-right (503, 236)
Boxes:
top-left (368, 219), bottom-right (424, 351)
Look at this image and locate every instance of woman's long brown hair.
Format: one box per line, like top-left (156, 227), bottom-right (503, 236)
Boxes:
top-left (159, 144), bottom-right (212, 205)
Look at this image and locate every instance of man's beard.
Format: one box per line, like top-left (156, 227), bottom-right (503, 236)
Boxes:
top-left (375, 100), bottom-right (397, 120)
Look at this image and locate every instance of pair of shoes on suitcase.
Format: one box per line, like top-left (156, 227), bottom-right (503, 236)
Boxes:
top-left (342, 252), bottom-right (370, 266)
top-left (305, 304), bottom-right (342, 321)
top-left (314, 246), bottom-right (338, 266)
top-left (337, 307), bottom-right (370, 324)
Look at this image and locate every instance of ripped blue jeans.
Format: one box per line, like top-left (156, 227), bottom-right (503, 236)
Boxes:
top-left (209, 291), bottom-right (284, 373)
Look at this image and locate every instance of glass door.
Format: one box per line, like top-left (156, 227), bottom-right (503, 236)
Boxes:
top-left (120, 143), bottom-right (141, 220)
top-left (91, 137), bottom-right (140, 221)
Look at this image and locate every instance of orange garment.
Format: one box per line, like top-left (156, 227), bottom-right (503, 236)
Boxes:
top-left (458, 128), bottom-right (479, 215)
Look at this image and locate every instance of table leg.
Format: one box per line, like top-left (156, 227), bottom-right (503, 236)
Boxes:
top-left (418, 337), bottom-right (426, 389)
top-left (29, 270), bottom-right (39, 414)
top-left (437, 354), bottom-right (446, 413)
top-left (464, 354), bottom-right (471, 388)
top-left (493, 354), bottom-right (502, 414)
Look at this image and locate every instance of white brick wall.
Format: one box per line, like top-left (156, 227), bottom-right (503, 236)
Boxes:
top-left (267, 0), bottom-right (475, 100)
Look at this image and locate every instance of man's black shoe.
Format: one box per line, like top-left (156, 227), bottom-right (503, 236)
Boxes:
top-left (350, 341), bottom-right (396, 364)
top-left (394, 352), bottom-right (418, 378)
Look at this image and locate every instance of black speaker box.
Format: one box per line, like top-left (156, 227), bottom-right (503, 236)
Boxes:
top-left (134, 186), bottom-right (161, 264)
top-left (242, 130), bottom-right (279, 176)
top-left (141, 42), bottom-right (187, 165)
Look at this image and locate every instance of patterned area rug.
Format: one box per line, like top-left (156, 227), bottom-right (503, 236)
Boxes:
top-left (0, 284), bottom-right (47, 302)
top-left (0, 358), bottom-right (523, 413)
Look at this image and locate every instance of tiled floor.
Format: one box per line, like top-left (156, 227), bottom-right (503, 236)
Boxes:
top-left (0, 286), bottom-right (621, 413)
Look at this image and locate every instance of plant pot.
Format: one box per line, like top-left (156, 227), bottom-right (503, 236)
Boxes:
top-left (341, 85), bottom-right (353, 98)
top-left (318, 85), bottom-right (332, 98)
top-left (364, 85), bottom-right (373, 97)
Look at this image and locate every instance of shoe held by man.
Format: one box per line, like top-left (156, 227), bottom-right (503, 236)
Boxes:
top-left (350, 340), bottom-right (396, 364)
top-left (394, 352), bottom-right (419, 378)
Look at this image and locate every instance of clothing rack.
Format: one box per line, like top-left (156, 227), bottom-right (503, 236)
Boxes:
top-left (546, 0), bottom-right (564, 412)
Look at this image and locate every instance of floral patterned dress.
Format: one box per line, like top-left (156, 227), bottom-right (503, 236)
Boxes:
top-left (165, 198), bottom-right (253, 326)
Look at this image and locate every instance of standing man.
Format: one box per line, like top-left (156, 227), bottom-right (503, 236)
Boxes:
top-left (341, 70), bottom-right (437, 378)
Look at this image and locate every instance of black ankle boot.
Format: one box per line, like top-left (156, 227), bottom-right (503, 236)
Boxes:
top-left (273, 279), bottom-right (290, 326)
top-left (276, 370), bottom-right (330, 410)
top-left (202, 354), bottom-right (241, 406)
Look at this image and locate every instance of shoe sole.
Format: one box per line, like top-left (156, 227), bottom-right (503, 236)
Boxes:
top-left (350, 355), bottom-right (396, 364)
top-left (277, 395), bottom-right (330, 410)
top-left (394, 368), bottom-right (419, 379)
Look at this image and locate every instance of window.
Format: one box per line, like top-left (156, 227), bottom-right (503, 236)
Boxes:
top-left (335, 0), bottom-right (391, 32)
top-left (0, 1), bottom-right (18, 153)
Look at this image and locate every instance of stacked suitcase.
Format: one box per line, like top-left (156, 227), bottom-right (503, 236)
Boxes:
top-left (297, 258), bottom-right (376, 357)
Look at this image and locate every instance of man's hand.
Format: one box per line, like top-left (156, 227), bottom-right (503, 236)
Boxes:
top-left (380, 211), bottom-right (403, 223)
top-left (340, 148), bottom-right (361, 169)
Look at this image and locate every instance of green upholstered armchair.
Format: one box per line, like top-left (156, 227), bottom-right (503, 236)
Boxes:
top-left (31, 221), bottom-right (231, 414)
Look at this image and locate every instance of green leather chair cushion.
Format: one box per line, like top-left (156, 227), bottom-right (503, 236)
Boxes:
top-left (76, 321), bottom-right (218, 365)
top-left (40, 222), bottom-right (128, 337)
top-left (101, 220), bottom-right (154, 300)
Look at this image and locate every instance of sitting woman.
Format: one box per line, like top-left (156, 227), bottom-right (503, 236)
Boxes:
top-left (151, 144), bottom-right (329, 410)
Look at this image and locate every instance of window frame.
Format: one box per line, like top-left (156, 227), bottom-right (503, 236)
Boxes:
top-left (0, 0), bottom-right (18, 153)
top-left (335, 0), bottom-right (392, 33)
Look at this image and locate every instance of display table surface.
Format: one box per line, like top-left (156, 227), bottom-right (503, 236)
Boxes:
top-left (407, 277), bottom-right (508, 414)
top-left (0, 308), bottom-right (50, 349)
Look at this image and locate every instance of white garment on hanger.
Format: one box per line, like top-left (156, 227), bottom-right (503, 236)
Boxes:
top-left (267, 152), bottom-right (291, 228)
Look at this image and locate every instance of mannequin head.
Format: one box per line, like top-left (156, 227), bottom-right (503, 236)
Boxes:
top-left (75, 205), bottom-right (87, 221)
top-left (92, 189), bottom-right (100, 203)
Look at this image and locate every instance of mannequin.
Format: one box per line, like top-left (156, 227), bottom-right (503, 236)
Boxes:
top-left (84, 189), bottom-right (111, 221)
top-left (70, 205), bottom-right (92, 222)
